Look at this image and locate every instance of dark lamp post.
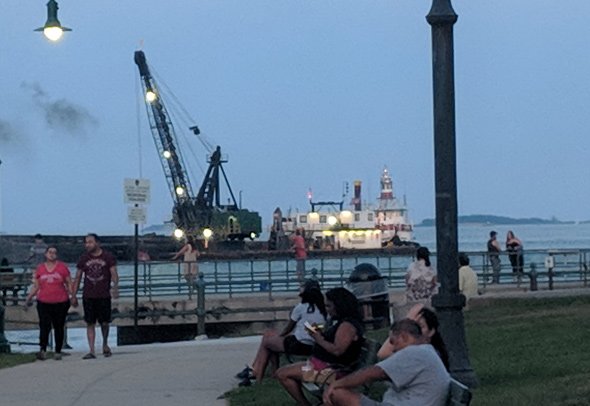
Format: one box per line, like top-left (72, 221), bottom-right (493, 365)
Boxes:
top-left (426, 0), bottom-right (477, 387)
top-left (34, 0), bottom-right (72, 42)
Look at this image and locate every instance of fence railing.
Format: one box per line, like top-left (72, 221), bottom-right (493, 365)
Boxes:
top-left (1, 248), bottom-right (589, 305)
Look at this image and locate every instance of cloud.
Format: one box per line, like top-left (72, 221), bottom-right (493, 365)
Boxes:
top-left (21, 82), bottom-right (99, 135)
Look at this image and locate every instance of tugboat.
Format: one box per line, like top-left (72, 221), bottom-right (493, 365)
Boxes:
top-left (276, 167), bottom-right (415, 250)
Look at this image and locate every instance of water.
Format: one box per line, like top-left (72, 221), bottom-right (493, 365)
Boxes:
top-left (6, 327), bottom-right (118, 354)
top-left (414, 223), bottom-right (590, 252)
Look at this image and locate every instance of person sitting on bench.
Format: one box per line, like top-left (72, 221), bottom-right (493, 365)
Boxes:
top-left (322, 319), bottom-right (450, 406)
top-left (277, 287), bottom-right (365, 406)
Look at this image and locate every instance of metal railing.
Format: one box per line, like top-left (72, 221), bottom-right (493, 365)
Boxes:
top-left (1, 248), bottom-right (589, 304)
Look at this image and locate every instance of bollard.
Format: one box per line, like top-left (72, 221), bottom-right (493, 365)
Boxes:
top-left (528, 263), bottom-right (538, 291)
top-left (0, 304), bottom-right (11, 353)
top-left (195, 272), bottom-right (206, 337)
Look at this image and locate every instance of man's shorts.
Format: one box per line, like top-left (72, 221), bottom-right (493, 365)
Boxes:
top-left (283, 335), bottom-right (313, 356)
top-left (360, 395), bottom-right (389, 406)
top-left (83, 297), bottom-right (112, 324)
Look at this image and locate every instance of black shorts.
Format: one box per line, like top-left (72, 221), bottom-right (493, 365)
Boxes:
top-left (83, 297), bottom-right (112, 324)
top-left (284, 335), bottom-right (313, 356)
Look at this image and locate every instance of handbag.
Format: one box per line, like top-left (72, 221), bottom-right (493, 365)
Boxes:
top-left (303, 366), bottom-right (337, 385)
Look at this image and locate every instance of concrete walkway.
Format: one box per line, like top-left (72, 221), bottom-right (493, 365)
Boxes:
top-left (0, 335), bottom-right (260, 406)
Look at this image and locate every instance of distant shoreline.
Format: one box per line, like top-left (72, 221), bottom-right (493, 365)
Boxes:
top-left (417, 215), bottom-right (584, 227)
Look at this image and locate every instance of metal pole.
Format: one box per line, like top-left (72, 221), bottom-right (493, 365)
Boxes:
top-left (134, 223), bottom-right (139, 328)
top-left (196, 273), bottom-right (206, 336)
top-left (426, 0), bottom-right (477, 387)
top-left (0, 304), bottom-right (10, 353)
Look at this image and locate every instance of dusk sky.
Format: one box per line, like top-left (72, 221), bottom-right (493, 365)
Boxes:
top-left (0, 1), bottom-right (588, 236)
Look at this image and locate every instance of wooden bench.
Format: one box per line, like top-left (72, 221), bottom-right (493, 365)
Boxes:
top-left (302, 338), bottom-right (380, 404)
top-left (447, 378), bottom-right (472, 406)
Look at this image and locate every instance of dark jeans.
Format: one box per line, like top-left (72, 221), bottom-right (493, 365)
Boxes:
top-left (36, 300), bottom-right (70, 353)
top-left (489, 255), bottom-right (501, 283)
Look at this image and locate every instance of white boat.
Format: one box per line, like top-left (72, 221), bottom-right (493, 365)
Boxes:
top-left (277, 167), bottom-right (415, 250)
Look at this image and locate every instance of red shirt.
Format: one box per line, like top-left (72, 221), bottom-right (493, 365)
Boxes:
top-left (293, 235), bottom-right (307, 259)
top-left (35, 261), bottom-right (71, 303)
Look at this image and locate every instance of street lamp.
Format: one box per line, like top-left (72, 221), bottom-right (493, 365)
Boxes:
top-left (427, 0), bottom-right (477, 387)
top-left (34, 0), bottom-right (72, 42)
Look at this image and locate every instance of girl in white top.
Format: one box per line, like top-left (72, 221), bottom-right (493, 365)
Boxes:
top-left (237, 280), bottom-right (327, 385)
top-left (405, 246), bottom-right (438, 302)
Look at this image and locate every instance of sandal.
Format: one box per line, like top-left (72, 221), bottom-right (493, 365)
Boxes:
top-left (82, 353), bottom-right (96, 360)
top-left (103, 346), bottom-right (112, 357)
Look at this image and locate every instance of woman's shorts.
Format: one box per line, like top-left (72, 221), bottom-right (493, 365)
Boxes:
top-left (284, 335), bottom-right (313, 356)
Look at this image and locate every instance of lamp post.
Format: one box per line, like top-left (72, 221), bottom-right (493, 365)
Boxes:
top-left (426, 0), bottom-right (477, 387)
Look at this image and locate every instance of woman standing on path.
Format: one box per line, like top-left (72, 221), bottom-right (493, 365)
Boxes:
top-left (506, 230), bottom-right (524, 281)
top-left (172, 237), bottom-right (200, 286)
top-left (25, 246), bottom-right (74, 361)
top-left (405, 246), bottom-right (438, 303)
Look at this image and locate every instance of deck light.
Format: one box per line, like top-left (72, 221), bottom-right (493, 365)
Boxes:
top-left (145, 90), bottom-right (157, 103)
top-left (175, 186), bottom-right (185, 196)
top-left (327, 215), bottom-right (338, 226)
top-left (173, 228), bottom-right (184, 239)
top-left (162, 150), bottom-right (171, 159)
top-left (35, 0), bottom-right (72, 42)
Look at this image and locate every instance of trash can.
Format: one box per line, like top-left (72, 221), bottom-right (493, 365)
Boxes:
top-left (346, 263), bottom-right (390, 329)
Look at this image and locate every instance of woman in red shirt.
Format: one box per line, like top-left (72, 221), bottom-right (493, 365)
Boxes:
top-left (26, 246), bottom-right (74, 360)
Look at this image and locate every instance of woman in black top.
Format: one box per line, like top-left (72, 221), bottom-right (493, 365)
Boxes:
top-left (506, 230), bottom-right (524, 279)
top-left (277, 287), bottom-right (364, 406)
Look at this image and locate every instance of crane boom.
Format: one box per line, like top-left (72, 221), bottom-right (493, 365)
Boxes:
top-left (134, 50), bottom-right (262, 241)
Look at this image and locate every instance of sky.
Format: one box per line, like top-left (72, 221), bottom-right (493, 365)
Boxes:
top-left (0, 0), bottom-right (589, 236)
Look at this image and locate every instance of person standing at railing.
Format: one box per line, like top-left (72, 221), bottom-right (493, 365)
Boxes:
top-left (172, 237), bottom-right (199, 287)
top-left (291, 228), bottom-right (307, 283)
top-left (72, 233), bottom-right (119, 360)
top-left (27, 234), bottom-right (47, 277)
top-left (25, 246), bottom-right (74, 361)
top-left (487, 231), bottom-right (502, 284)
top-left (405, 247), bottom-right (438, 303)
top-left (506, 230), bottom-right (524, 282)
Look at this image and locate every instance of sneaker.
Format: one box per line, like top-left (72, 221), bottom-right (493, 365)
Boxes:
top-left (36, 351), bottom-right (46, 361)
top-left (235, 366), bottom-right (253, 379)
top-left (54, 353), bottom-right (62, 361)
top-left (238, 377), bottom-right (252, 387)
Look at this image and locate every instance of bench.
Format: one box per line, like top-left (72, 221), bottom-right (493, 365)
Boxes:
top-left (302, 338), bottom-right (380, 404)
top-left (447, 378), bottom-right (472, 406)
top-left (0, 272), bottom-right (31, 305)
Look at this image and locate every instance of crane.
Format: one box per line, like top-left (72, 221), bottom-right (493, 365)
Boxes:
top-left (134, 50), bottom-right (261, 241)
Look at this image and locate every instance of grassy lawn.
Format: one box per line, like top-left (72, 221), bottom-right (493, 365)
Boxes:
top-left (0, 352), bottom-right (36, 369)
top-left (225, 295), bottom-right (590, 405)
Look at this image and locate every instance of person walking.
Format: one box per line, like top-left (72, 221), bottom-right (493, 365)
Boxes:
top-left (458, 252), bottom-right (479, 308)
top-left (25, 246), bottom-right (74, 361)
top-left (506, 230), bottom-right (524, 282)
top-left (487, 231), bottom-right (502, 284)
top-left (72, 233), bottom-right (119, 359)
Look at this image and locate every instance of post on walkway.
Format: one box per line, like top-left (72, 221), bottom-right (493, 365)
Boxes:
top-left (196, 272), bottom-right (206, 336)
top-left (426, 0), bottom-right (477, 387)
top-left (0, 304), bottom-right (11, 353)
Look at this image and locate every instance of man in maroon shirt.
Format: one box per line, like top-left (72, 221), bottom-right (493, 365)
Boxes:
top-left (72, 233), bottom-right (119, 359)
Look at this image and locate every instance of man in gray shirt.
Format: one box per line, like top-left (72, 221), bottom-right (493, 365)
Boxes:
top-left (323, 319), bottom-right (450, 406)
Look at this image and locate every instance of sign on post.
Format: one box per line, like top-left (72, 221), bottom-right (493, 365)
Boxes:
top-left (124, 178), bottom-right (151, 204)
top-left (127, 205), bottom-right (147, 225)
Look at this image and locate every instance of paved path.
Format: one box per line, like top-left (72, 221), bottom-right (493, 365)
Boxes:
top-left (0, 336), bottom-right (260, 406)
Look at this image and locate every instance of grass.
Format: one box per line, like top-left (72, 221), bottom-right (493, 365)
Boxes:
top-left (0, 352), bottom-right (36, 369)
top-left (225, 295), bottom-right (590, 406)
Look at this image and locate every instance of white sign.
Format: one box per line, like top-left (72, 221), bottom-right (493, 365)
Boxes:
top-left (124, 178), bottom-right (151, 204)
top-left (128, 205), bottom-right (147, 225)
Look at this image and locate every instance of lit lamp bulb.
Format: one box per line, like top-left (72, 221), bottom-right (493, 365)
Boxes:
top-left (327, 215), bottom-right (338, 226)
top-left (202, 228), bottom-right (213, 239)
top-left (34, 0), bottom-right (72, 42)
top-left (175, 186), bottom-right (185, 196)
top-left (145, 90), bottom-right (157, 103)
top-left (163, 150), bottom-right (171, 159)
top-left (173, 229), bottom-right (185, 239)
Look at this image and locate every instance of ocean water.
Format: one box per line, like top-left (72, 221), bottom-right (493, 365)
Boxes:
top-left (414, 223), bottom-right (590, 252)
